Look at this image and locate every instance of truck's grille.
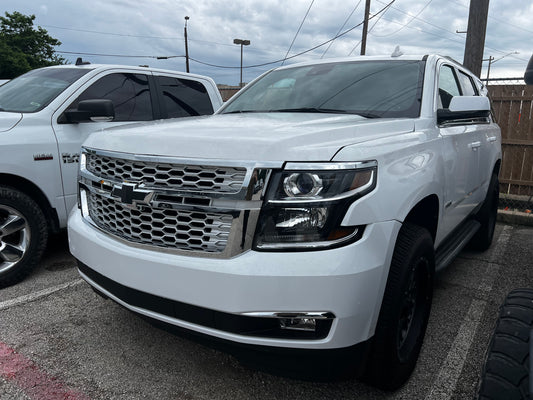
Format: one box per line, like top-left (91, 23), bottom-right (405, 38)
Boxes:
top-left (86, 153), bottom-right (246, 193)
top-left (87, 193), bottom-right (232, 253)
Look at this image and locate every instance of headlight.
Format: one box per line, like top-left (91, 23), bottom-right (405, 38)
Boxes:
top-left (253, 161), bottom-right (377, 250)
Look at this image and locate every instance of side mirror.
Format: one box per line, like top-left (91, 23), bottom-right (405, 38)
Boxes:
top-left (61, 99), bottom-right (115, 123)
top-left (437, 96), bottom-right (490, 125)
top-left (525, 54), bottom-right (533, 85)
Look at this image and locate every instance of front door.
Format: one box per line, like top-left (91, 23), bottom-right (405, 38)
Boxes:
top-left (51, 71), bottom-right (154, 214)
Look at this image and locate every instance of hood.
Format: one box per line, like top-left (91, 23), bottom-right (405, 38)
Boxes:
top-left (84, 113), bottom-right (416, 162)
top-left (0, 112), bottom-right (23, 132)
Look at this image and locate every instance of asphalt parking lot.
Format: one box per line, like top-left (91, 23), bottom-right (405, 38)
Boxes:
top-left (1, 222), bottom-right (532, 400)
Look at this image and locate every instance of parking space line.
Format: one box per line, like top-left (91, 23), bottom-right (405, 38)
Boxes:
top-left (425, 225), bottom-right (512, 400)
top-left (0, 341), bottom-right (90, 400)
top-left (0, 279), bottom-right (84, 311)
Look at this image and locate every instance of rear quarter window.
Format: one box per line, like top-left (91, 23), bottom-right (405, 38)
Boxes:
top-left (155, 76), bottom-right (215, 118)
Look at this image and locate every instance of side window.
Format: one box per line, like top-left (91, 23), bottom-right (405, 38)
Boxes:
top-left (69, 73), bottom-right (153, 121)
top-left (438, 65), bottom-right (461, 109)
top-left (457, 71), bottom-right (478, 96)
top-left (156, 76), bottom-right (214, 118)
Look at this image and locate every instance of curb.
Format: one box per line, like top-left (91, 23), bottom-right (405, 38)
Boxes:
top-left (497, 209), bottom-right (533, 226)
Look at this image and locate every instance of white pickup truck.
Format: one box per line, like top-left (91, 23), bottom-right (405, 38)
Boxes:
top-left (68, 54), bottom-right (501, 389)
top-left (0, 61), bottom-right (222, 287)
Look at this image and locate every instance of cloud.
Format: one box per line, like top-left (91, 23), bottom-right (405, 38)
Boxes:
top-left (2, 0), bottom-right (532, 84)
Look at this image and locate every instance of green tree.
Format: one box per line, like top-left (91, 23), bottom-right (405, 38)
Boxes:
top-left (0, 11), bottom-right (65, 79)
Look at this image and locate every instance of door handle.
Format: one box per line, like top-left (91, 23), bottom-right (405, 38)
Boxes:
top-left (487, 136), bottom-right (497, 143)
top-left (468, 141), bottom-right (481, 150)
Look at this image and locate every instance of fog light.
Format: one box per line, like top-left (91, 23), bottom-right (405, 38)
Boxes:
top-left (279, 317), bottom-right (317, 332)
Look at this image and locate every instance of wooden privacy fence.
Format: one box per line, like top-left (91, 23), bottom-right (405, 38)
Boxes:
top-left (488, 85), bottom-right (533, 198)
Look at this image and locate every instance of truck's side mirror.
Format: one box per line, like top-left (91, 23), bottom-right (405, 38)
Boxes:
top-left (61, 99), bottom-right (115, 124)
top-left (437, 96), bottom-right (491, 125)
top-left (525, 54), bottom-right (533, 85)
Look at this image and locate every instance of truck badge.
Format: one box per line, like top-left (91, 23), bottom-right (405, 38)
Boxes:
top-left (33, 153), bottom-right (54, 161)
top-left (111, 183), bottom-right (154, 208)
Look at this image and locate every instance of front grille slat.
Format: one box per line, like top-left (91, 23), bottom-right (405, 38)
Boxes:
top-left (86, 154), bottom-right (246, 193)
top-left (88, 194), bottom-right (232, 253)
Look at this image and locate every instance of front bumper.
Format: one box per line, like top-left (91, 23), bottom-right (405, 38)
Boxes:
top-left (68, 208), bottom-right (400, 349)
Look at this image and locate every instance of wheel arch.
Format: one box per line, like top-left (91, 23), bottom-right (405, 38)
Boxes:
top-left (493, 158), bottom-right (501, 176)
top-left (402, 194), bottom-right (439, 243)
top-left (0, 173), bottom-right (60, 233)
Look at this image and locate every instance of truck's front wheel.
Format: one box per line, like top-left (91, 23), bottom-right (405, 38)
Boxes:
top-left (363, 223), bottom-right (435, 390)
top-left (0, 186), bottom-right (48, 288)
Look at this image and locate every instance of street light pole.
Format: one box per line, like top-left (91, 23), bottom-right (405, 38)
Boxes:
top-left (233, 38), bottom-right (250, 87)
top-left (184, 16), bottom-right (190, 73)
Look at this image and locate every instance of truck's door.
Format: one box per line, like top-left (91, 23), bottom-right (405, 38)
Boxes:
top-left (437, 63), bottom-right (483, 235)
top-left (51, 71), bottom-right (155, 214)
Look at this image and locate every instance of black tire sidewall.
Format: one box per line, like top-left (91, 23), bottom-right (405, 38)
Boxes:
top-left (471, 173), bottom-right (499, 250)
top-left (364, 223), bottom-right (435, 390)
top-left (0, 186), bottom-right (48, 287)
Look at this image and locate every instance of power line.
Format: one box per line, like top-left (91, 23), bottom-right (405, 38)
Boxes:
top-left (371, 0), bottom-right (434, 37)
top-left (43, 24), bottom-right (239, 49)
top-left (321, 0), bottom-right (363, 58)
top-left (348, 0), bottom-right (393, 56)
top-left (282, 0), bottom-right (315, 65)
top-left (189, 0), bottom-right (396, 70)
top-left (449, 0), bottom-right (533, 35)
top-left (374, 0), bottom-right (457, 37)
top-left (43, 25), bottom-right (182, 40)
top-left (56, 50), bottom-right (184, 59)
top-left (372, 0), bottom-right (529, 63)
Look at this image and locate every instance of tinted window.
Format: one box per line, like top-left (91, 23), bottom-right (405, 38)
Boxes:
top-left (70, 73), bottom-right (153, 121)
top-left (221, 60), bottom-right (425, 119)
top-left (156, 76), bottom-right (214, 118)
top-left (0, 67), bottom-right (92, 113)
top-left (457, 71), bottom-right (478, 96)
top-left (438, 66), bottom-right (461, 108)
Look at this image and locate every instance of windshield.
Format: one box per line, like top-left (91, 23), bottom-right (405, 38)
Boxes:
top-left (0, 67), bottom-right (93, 113)
top-left (221, 60), bottom-right (425, 118)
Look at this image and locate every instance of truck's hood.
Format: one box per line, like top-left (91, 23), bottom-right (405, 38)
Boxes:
top-left (0, 112), bottom-right (22, 132)
top-left (85, 113), bottom-right (416, 162)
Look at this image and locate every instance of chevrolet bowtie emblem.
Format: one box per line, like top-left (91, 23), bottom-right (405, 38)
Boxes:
top-left (111, 183), bottom-right (154, 207)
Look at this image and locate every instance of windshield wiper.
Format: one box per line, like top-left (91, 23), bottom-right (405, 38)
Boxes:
top-left (274, 107), bottom-right (346, 114)
top-left (223, 110), bottom-right (263, 114)
top-left (273, 108), bottom-right (382, 118)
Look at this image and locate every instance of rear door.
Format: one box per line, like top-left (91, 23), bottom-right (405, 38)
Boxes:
top-left (153, 74), bottom-right (217, 118)
top-left (455, 69), bottom-right (500, 198)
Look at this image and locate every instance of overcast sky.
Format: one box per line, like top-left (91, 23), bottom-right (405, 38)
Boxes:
top-left (2, 0), bottom-right (532, 85)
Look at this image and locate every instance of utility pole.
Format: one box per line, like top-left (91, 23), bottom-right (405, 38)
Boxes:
top-left (184, 16), bottom-right (190, 73)
top-left (484, 56), bottom-right (494, 84)
top-left (360, 0), bottom-right (371, 55)
top-left (463, 0), bottom-right (490, 77)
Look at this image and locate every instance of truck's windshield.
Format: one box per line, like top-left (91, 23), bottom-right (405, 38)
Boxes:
top-left (0, 67), bottom-right (93, 113)
top-left (221, 60), bottom-right (425, 118)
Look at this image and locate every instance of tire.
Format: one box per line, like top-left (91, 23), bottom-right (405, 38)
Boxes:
top-left (470, 172), bottom-right (499, 251)
top-left (362, 223), bottom-right (435, 390)
top-left (0, 186), bottom-right (48, 288)
top-left (477, 289), bottom-right (532, 400)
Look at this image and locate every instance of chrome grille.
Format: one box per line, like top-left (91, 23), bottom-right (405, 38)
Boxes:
top-left (87, 193), bottom-right (232, 253)
top-left (86, 153), bottom-right (246, 193)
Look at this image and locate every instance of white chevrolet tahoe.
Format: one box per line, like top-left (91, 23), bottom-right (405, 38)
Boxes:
top-left (68, 54), bottom-right (501, 389)
top-left (0, 61), bottom-right (222, 287)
